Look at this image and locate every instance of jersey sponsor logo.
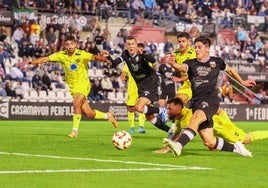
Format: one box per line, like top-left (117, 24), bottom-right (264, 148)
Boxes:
top-left (70, 63), bottom-right (78, 71)
top-left (0, 102), bottom-right (9, 119)
top-left (210, 61), bottom-right (216, 68)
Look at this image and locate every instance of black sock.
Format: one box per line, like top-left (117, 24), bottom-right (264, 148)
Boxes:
top-left (214, 137), bottom-right (234, 152)
top-left (153, 118), bottom-right (170, 132)
top-left (177, 128), bottom-right (196, 147)
top-left (147, 105), bottom-right (159, 114)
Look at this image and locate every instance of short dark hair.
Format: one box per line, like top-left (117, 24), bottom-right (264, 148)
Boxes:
top-left (194, 36), bottom-right (211, 47)
top-left (126, 36), bottom-right (137, 42)
top-left (137, 42), bottom-right (144, 48)
top-left (65, 35), bottom-right (76, 42)
top-left (167, 97), bottom-right (184, 108)
top-left (177, 32), bottom-right (190, 40)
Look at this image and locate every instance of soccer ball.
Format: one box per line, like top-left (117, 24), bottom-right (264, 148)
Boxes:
top-left (112, 130), bottom-right (132, 150)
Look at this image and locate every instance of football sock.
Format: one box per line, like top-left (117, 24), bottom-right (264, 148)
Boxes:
top-left (249, 130), bottom-right (268, 141)
top-left (138, 113), bottom-right (146, 127)
top-left (146, 105), bottom-right (159, 114)
top-left (128, 111), bottom-right (135, 128)
top-left (94, 110), bottom-right (106, 119)
top-left (151, 117), bottom-right (170, 132)
top-left (176, 128), bottom-right (196, 147)
top-left (73, 114), bottom-right (82, 129)
top-left (214, 137), bottom-right (234, 151)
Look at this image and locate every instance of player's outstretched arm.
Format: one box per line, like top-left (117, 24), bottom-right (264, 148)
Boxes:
top-left (29, 56), bottom-right (49, 65)
top-left (226, 65), bottom-right (256, 87)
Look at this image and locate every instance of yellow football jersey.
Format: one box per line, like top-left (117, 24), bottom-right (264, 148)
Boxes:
top-left (49, 49), bottom-right (93, 97)
top-left (174, 46), bottom-right (196, 100)
top-left (122, 64), bottom-right (139, 106)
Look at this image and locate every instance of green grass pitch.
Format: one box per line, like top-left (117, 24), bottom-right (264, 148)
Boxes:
top-left (0, 120), bottom-right (267, 188)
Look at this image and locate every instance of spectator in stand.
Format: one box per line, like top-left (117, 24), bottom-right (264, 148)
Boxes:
top-left (101, 75), bottom-right (114, 98)
top-left (12, 26), bottom-right (24, 48)
top-left (221, 81), bottom-right (234, 103)
top-left (18, 40), bottom-right (33, 58)
top-left (237, 25), bottom-right (247, 53)
top-left (111, 76), bottom-right (121, 93)
top-left (5, 80), bottom-right (16, 98)
top-left (94, 30), bottom-right (104, 51)
top-left (0, 43), bottom-right (8, 75)
top-left (30, 29), bottom-right (40, 46)
top-left (248, 24), bottom-right (259, 40)
top-left (0, 25), bottom-right (7, 42)
top-left (88, 41), bottom-right (101, 69)
top-left (69, 12), bottom-right (83, 33)
top-left (7, 63), bottom-right (24, 81)
top-left (221, 48), bottom-right (231, 60)
top-left (14, 80), bottom-right (24, 99)
top-left (56, 34), bottom-right (66, 51)
top-left (103, 24), bottom-right (111, 41)
top-left (42, 71), bottom-right (52, 90)
top-left (165, 3), bottom-right (176, 21)
top-left (37, 14), bottom-right (46, 40)
top-left (0, 64), bottom-right (5, 80)
top-left (100, 0), bottom-right (111, 23)
top-left (0, 82), bottom-right (7, 97)
top-left (32, 71), bottom-right (48, 95)
top-left (254, 88), bottom-right (265, 105)
top-left (257, 46), bottom-right (267, 71)
top-left (255, 36), bottom-right (264, 53)
top-left (163, 38), bottom-right (174, 54)
top-left (88, 79), bottom-right (106, 102)
top-left (130, 0), bottom-right (146, 24)
top-left (90, 16), bottom-right (102, 38)
top-left (46, 27), bottom-right (57, 46)
top-left (50, 69), bottom-right (65, 89)
top-left (221, 8), bottom-right (233, 28)
top-left (30, 19), bottom-right (41, 36)
top-left (144, 0), bottom-right (157, 19)
top-left (114, 30), bottom-right (125, 51)
top-left (244, 37), bottom-right (256, 58)
top-left (21, 19), bottom-right (31, 36)
top-left (202, 0), bottom-right (213, 20)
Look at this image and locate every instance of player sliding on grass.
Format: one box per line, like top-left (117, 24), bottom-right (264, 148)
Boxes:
top-left (28, 34), bottom-right (118, 138)
top-left (154, 97), bottom-right (268, 154)
top-left (164, 36), bottom-right (256, 157)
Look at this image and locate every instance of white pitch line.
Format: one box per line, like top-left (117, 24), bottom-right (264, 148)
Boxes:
top-left (0, 151), bottom-right (214, 173)
top-left (0, 167), bottom-right (207, 174)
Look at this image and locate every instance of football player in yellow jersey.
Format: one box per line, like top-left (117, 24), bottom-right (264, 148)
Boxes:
top-left (29, 35), bottom-right (118, 138)
top-left (121, 64), bottom-right (146, 134)
top-left (173, 32), bottom-right (196, 104)
top-left (155, 97), bottom-right (268, 153)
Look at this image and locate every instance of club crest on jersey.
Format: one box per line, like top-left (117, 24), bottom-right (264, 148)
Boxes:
top-left (70, 63), bottom-right (78, 71)
top-left (210, 61), bottom-right (216, 68)
top-left (201, 102), bottom-right (209, 109)
top-left (135, 56), bottom-right (140, 62)
top-left (76, 59), bottom-right (80, 63)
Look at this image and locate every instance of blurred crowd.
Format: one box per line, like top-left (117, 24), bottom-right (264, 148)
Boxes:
top-left (0, 0), bottom-right (268, 104)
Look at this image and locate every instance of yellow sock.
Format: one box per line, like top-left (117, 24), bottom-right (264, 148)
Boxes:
top-left (249, 130), bottom-right (268, 141)
top-left (94, 110), bottom-right (106, 119)
top-left (73, 114), bottom-right (82, 130)
top-left (138, 113), bottom-right (146, 127)
top-left (128, 111), bottom-right (135, 128)
top-left (218, 110), bottom-right (232, 125)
